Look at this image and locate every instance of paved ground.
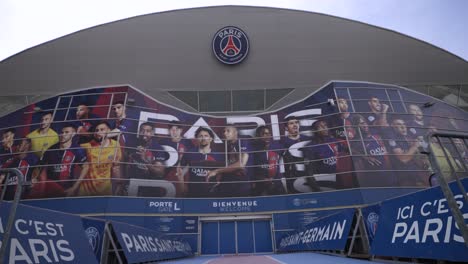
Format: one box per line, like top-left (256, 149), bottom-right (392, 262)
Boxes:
top-left (159, 252), bottom-right (381, 264)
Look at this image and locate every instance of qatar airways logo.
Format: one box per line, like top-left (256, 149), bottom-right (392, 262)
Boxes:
top-left (212, 26), bottom-right (249, 65)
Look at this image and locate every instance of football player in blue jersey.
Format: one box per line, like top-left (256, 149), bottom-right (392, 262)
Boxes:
top-left (34, 123), bottom-right (89, 197)
top-left (330, 98), bottom-right (355, 140)
top-left (0, 138), bottom-right (39, 200)
top-left (0, 128), bottom-right (18, 166)
top-left (127, 122), bottom-right (168, 197)
top-left (108, 100), bottom-right (137, 149)
top-left (129, 122), bottom-right (167, 179)
top-left (206, 125), bottom-right (252, 197)
top-left (280, 116), bottom-right (311, 193)
top-left (388, 118), bottom-right (429, 186)
top-left (351, 115), bottom-right (394, 187)
top-left (365, 96), bottom-right (389, 134)
top-left (252, 125), bottom-right (286, 196)
top-left (180, 127), bottom-right (225, 197)
top-left (73, 103), bottom-right (100, 144)
top-left (303, 119), bottom-right (353, 190)
top-left (159, 121), bottom-right (192, 196)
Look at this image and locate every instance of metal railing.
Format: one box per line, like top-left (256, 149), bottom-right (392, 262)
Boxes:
top-left (0, 168), bottom-right (26, 263)
top-left (425, 131), bottom-right (468, 247)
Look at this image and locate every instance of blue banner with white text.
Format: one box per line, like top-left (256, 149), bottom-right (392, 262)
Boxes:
top-left (111, 221), bottom-right (192, 263)
top-left (277, 208), bottom-right (355, 252)
top-left (0, 202), bottom-right (98, 264)
top-left (370, 178), bottom-right (468, 261)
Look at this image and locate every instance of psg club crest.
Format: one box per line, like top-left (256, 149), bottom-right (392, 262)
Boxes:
top-left (212, 26), bottom-right (249, 65)
top-left (85, 226), bottom-right (100, 253)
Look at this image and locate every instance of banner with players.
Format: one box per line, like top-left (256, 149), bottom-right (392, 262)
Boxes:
top-left (370, 178), bottom-right (468, 262)
top-left (0, 202), bottom-right (98, 264)
top-left (277, 208), bottom-right (355, 252)
top-left (111, 221), bottom-right (192, 263)
top-left (0, 81), bottom-right (467, 199)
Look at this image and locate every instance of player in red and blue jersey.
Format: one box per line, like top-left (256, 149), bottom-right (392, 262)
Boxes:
top-left (159, 121), bottom-right (193, 196)
top-left (388, 118), bottom-right (429, 187)
top-left (252, 126), bottom-right (286, 196)
top-left (351, 115), bottom-right (394, 187)
top-left (0, 128), bottom-right (18, 166)
top-left (73, 103), bottom-right (100, 144)
top-left (108, 101), bottom-right (138, 149)
top-left (206, 125), bottom-right (252, 197)
top-left (303, 119), bottom-right (353, 190)
top-left (365, 97), bottom-right (390, 135)
top-left (129, 122), bottom-right (167, 180)
top-left (280, 116), bottom-right (312, 193)
top-left (127, 122), bottom-right (168, 197)
top-left (180, 127), bottom-right (225, 197)
top-left (330, 98), bottom-right (355, 141)
top-left (35, 124), bottom-right (88, 198)
top-left (0, 138), bottom-right (39, 200)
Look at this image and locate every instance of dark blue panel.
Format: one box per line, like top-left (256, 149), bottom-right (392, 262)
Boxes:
top-left (277, 208), bottom-right (355, 252)
top-left (254, 220), bottom-right (273, 253)
top-left (111, 221), bottom-right (193, 263)
top-left (143, 216), bottom-right (198, 233)
top-left (179, 234), bottom-right (198, 255)
top-left (274, 230), bottom-right (291, 247)
top-left (237, 221), bottom-right (254, 253)
top-left (273, 210), bottom-right (340, 230)
top-left (104, 215), bottom-right (145, 227)
top-left (202, 222), bottom-right (219, 255)
top-left (81, 217), bottom-right (106, 262)
top-left (0, 202), bottom-right (99, 264)
top-left (370, 179), bottom-right (468, 262)
top-left (219, 221), bottom-right (236, 254)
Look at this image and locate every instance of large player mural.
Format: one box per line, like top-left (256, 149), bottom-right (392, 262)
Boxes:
top-left (0, 82), bottom-right (467, 199)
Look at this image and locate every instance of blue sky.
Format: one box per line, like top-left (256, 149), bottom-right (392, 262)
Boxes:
top-left (1, 0), bottom-right (467, 61)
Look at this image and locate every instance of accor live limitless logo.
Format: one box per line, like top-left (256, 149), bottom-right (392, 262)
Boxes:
top-left (212, 26), bottom-right (249, 65)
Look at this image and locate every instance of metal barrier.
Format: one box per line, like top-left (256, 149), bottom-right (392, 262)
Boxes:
top-left (0, 168), bottom-right (26, 263)
top-left (426, 131), bottom-right (468, 247)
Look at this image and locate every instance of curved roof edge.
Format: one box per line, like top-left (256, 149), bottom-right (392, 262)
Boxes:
top-left (1, 5), bottom-right (466, 64)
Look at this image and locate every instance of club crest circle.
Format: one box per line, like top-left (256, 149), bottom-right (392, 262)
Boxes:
top-left (212, 26), bottom-right (249, 65)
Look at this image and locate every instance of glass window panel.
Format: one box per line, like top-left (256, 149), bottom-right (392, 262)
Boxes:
top-left (0, 96), bottom-right (28, 115)
top-left (391, 102), bottom-right (406, 114)
top-left (387, 89), bottom-right (401, 101)
top-left (349, 88), bottom-right (389, 113)
top-left (458, 84), bottom-right (468, 108)
top-left (334, 88), bottom-right (355, 112)
top-left (53, 109), bottom-right (68, 122)
top-left (232, 90), bottom-right (264, 111)
top-left (429, 85), bottom-right (460, 106)
top-left (168, 91), bottom-right (199, 110)
top-left (404, 85), bottom-right (428, 95)
top-left (199, 91), bottom-right (230, 112)
top-left (266, 88), bottom-right (293, 108)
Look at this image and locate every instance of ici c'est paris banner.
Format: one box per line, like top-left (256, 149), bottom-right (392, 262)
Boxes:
top-left (0, 202), bottom-right (98, 264)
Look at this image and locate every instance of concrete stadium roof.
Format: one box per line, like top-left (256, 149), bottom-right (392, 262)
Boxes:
top-left (1, 6), bottom-right (467, 112)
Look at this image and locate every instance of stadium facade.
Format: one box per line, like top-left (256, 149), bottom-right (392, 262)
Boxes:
top-left (0, 6), bottom-right (467, 262)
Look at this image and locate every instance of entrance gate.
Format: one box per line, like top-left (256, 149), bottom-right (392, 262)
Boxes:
top-left (200, 216), bottom-right (273, 255)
